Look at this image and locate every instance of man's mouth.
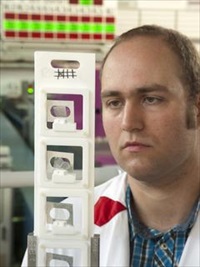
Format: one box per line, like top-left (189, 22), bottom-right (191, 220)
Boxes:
top-left (123, 141), bottom-right (151, 152)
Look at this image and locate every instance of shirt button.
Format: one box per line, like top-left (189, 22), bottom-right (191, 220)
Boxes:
top-left (160, 243), bottom-right (168, 250)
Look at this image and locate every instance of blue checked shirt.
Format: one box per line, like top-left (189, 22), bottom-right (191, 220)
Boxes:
top-left (126, 186), bottom-right (200, 267)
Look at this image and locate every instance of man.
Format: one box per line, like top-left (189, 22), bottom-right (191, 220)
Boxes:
top-left (22, 25), bottom-right (199, 266)
top-left (94, 25), bottom-right (200, 266)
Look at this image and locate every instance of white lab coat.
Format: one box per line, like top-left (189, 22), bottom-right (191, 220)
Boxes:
top-left (94, 172), bottom-right (200, 267)
top-left (22, 172), bottom-right (200, 267)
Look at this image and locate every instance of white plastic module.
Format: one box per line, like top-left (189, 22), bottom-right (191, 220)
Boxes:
top-left (33, 51), bottom-right (95, 266)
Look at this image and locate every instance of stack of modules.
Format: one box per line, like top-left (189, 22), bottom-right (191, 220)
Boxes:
top-left (2, 1), bottom-right (116, 42)
top-left (30, 51), bottom-right (96, 266)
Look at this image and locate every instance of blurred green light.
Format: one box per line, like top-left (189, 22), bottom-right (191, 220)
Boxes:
top-left (105, 24), bottom-right (115, 33)
top-left (80, 0), bottom-right (93, 5)
top-left (27, 87), bottom-right (34, 94)
top-left (3, 19), bottom-right (115, 35)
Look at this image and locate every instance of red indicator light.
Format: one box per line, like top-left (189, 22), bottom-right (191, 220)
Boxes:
top-left (44, 15), bottom-right (54, 21)
top-left (31, 32), bottom-right (41, 38)
top-left (81, 33), bottom-right (90, 39)
top-left (106, 34), bottom-right (114, 40)
top-left (56, 33), bottom-right (67, 39)
top-left (19, 31), bottom-right (29, 38)
top-left (106, 17), bottom-right (115, 23)
top-left (94, 0), bottom-right (103, 5)
top-left (44, 33), bottom-right (54, 39)
top-left (69, 0), bottom-right (79, 3)
top-left (57, 15), bottom-right (67, 21)
top-left (94, 34), bottom-right (102, 40)
top-left (69, 16), bottom-right (78, 22)
top-left (5, 13), bottom-right (15, 19)
top-left (31, 14), bottom-right (41, 20)
top-left (5, 31), bottom-right (16, 37)
top-left (94, 17), bottom-right (102, 23)
top-left (69, 33), bottom-right (78, 39)
top-left (18, 14), bottom-right (28, 20)
top-left (81, 16), bottom-right (90, 22)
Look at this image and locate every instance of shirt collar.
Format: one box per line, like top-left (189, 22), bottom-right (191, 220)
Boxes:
top-left (126, 185), bottom-right (200, 239)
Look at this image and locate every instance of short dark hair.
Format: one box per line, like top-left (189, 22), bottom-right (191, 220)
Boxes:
top-left (101, 25), bottom-right (200, 99)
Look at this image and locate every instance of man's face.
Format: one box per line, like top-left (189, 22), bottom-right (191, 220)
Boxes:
top-left (101, 36), bottom-right (199, 183)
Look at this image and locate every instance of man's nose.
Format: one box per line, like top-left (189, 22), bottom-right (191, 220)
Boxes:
top-left (121, 102), bottom-right (144, 132)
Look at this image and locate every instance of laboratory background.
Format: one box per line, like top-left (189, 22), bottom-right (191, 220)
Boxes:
top-left (0, 0), bottom-right (199, 266)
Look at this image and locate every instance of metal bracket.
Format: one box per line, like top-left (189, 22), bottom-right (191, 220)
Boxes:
top-left (27, 233), bottom-right (37, 267)
top-left (46, 253), bottom-right (73, 267)
top-left (90, 234), bottom-right (100, 267)
top-left (46, 201), bottom-right (73, 225)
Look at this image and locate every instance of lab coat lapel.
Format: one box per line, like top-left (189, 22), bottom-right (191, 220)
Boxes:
top-left (178, 211), bottom-right (200, 266)
top-left (94, 173), bottom-right (130, 266)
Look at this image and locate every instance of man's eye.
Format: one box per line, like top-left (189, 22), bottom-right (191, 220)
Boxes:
top-left (143, 96), bottom-right (163, 105)
top-left (107, 100), bottom-right (122, 108)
